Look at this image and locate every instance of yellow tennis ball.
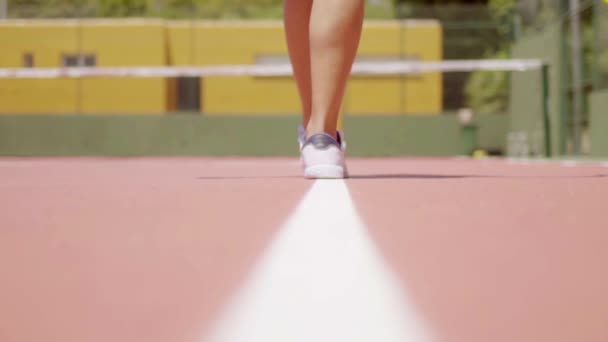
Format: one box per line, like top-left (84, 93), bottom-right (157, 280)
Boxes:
top-left (473, 149), bottom-right (488, 159)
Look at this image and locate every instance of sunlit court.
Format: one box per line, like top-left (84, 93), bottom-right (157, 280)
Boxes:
top-left (1, 1), bottom-right (608, 341)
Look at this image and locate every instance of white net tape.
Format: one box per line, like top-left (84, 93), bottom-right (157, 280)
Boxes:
top-left (0, 59), bottom-right (545, 79)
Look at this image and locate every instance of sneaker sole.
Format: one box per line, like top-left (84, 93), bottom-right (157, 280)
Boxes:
top-left (304, 165), bottom-right (347, 179)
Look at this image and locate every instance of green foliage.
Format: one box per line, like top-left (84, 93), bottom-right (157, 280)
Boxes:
top-left (365, 0), bottom-right (397, 19)
top-left (192, 0), bottom-right (283, 19)
top-left (97, 0), bottom-right (148, 17)
top-left (8, 0), bottom-right (396, 19)
top-left (392, 0), bottom-right (516, 110)
top-left (488, 0), bottom-right (515, 36)
top-left (465, 49), bottom-right (510, 114)
top-left (8, 0), bottom-right (93, 17)
top-left (601, 46), bottom-right (608, 74)
top-left (7, 0), bottom-right (285, 18)
top-left (462, 0), bottom-right (515, 113)
top-left (517, 0), bottom-right (564, 32)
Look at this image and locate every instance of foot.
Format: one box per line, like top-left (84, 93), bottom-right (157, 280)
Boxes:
top-left (300, 132), bottom-right (348, 179)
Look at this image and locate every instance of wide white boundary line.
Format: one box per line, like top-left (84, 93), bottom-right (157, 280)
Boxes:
top-left (0, 59), bottom-right (544, 79)
top-left (203, 179), bottom-right (433, 342)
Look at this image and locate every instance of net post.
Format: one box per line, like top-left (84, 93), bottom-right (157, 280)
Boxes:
top-left (542, 63), bottom-right (552, 158)
top-left (0, 0), bottom-right (6, 19)
top-left (592, 0), bottom-right (601, 90)
top-left (569, 0), bottom-right (584, 155)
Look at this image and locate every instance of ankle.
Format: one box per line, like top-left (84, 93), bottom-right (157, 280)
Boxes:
top-left (306, 131), bottom-right (337, 141)
top-left (305, 124), bottom-right (337, 140)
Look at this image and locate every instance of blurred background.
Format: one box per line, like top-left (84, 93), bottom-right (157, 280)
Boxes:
top-left (0, 0), bottom-right (606, 158)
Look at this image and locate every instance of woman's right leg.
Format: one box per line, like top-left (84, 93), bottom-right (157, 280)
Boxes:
top-left (307, 0), bottom-right (364, 139)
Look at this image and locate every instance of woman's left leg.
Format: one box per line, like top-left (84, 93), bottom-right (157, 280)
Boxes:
top-left (283, 0), bottom-right (313, 131)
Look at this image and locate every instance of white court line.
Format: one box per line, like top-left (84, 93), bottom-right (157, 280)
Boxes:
top-left (203, 180), bottom-right (434, 342)
top-left (560, 160), bottom-right (579, 167)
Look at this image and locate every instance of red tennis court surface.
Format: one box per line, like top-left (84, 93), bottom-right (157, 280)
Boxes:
top-left (1, 157), bottom-right (607, 342)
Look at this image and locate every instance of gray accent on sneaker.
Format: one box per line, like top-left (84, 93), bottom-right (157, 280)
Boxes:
top-left (297, 125), bottom-right (306, 146)
top-left (298, 125), bottom-right (346, 150)
top-left (336, 131), bottom-right (344, 147)
top-left (302, 133), bottom-right (341, 151)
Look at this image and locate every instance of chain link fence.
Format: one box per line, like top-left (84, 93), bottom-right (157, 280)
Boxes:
top-left (514, 0), bottom-right (607, 90)
top-left (595, 0), bottom-right (608, 90)
top-left (395, 4), bottom-right (514, 114)
top-left (509, 0), bottom-right (608, 155)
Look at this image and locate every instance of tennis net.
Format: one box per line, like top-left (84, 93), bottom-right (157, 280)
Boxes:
top-left (0, 58), bottom-right (551, 157)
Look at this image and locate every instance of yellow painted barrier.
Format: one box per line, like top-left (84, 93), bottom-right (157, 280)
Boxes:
top-left (0, 22), bottom-right (79, 113)
top-left (0, 19), bottom-right (442, 115)
top-left (190, 21), bottom-right (301, 115)
top-left (79, 20), bottom-right (166, 114)
top-left (0, 19), bottom-right (166, 114)
top-left (181, 20), bottom-right (442, 115)
top-left (347, 20), bottom-right (442, 114)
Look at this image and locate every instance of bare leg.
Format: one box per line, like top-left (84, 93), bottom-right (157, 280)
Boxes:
top-left (283, 0), bottom-right (313, 128)
top-left (307, 0), bottom-right (364, 138)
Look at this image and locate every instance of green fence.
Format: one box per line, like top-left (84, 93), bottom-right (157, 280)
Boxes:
top-left (594, 0), bottom-right (608, 90)
top-left (0, 113), bottom-right (508, 157)
top-left (509, 0), bottom-right (608, 157)
top-left (396, 4), bottom-right (513, 113)
top-left (3, 0), bottom-right (395, 19)
top-left (590, 89), bottom-right (608, 157)
top-left (510, 23), bottom-right (565, 156)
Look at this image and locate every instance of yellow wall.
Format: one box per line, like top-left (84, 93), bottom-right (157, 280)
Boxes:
top-left (348, 20), bottom-right (442, 114)
top-left (166, 20), bottom-right (442, 115)
top-left (167, 21), bottom-right (301, 115)
top-left (0, 20), bottom-right (166, 114)
top-left (0, 22), bottom-right (79, 113)
top-left (79, 20), bottom-right (166, 114)
top-left (0, 19), bottom-right (442, 115)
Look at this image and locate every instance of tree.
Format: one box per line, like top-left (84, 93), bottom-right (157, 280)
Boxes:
top-left (463, 0), bottom-right (515, 114)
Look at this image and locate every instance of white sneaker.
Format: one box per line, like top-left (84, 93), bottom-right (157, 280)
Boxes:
top-left (300, 132), bottom-right (348, 179)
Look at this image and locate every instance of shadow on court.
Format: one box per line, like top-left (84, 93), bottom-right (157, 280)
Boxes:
top-left (197, 174), bottom-right (608, 180)
top-left (197, 176), bottom-right (302, 180)
top-left (348, 174), bottom-right (608, 180)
